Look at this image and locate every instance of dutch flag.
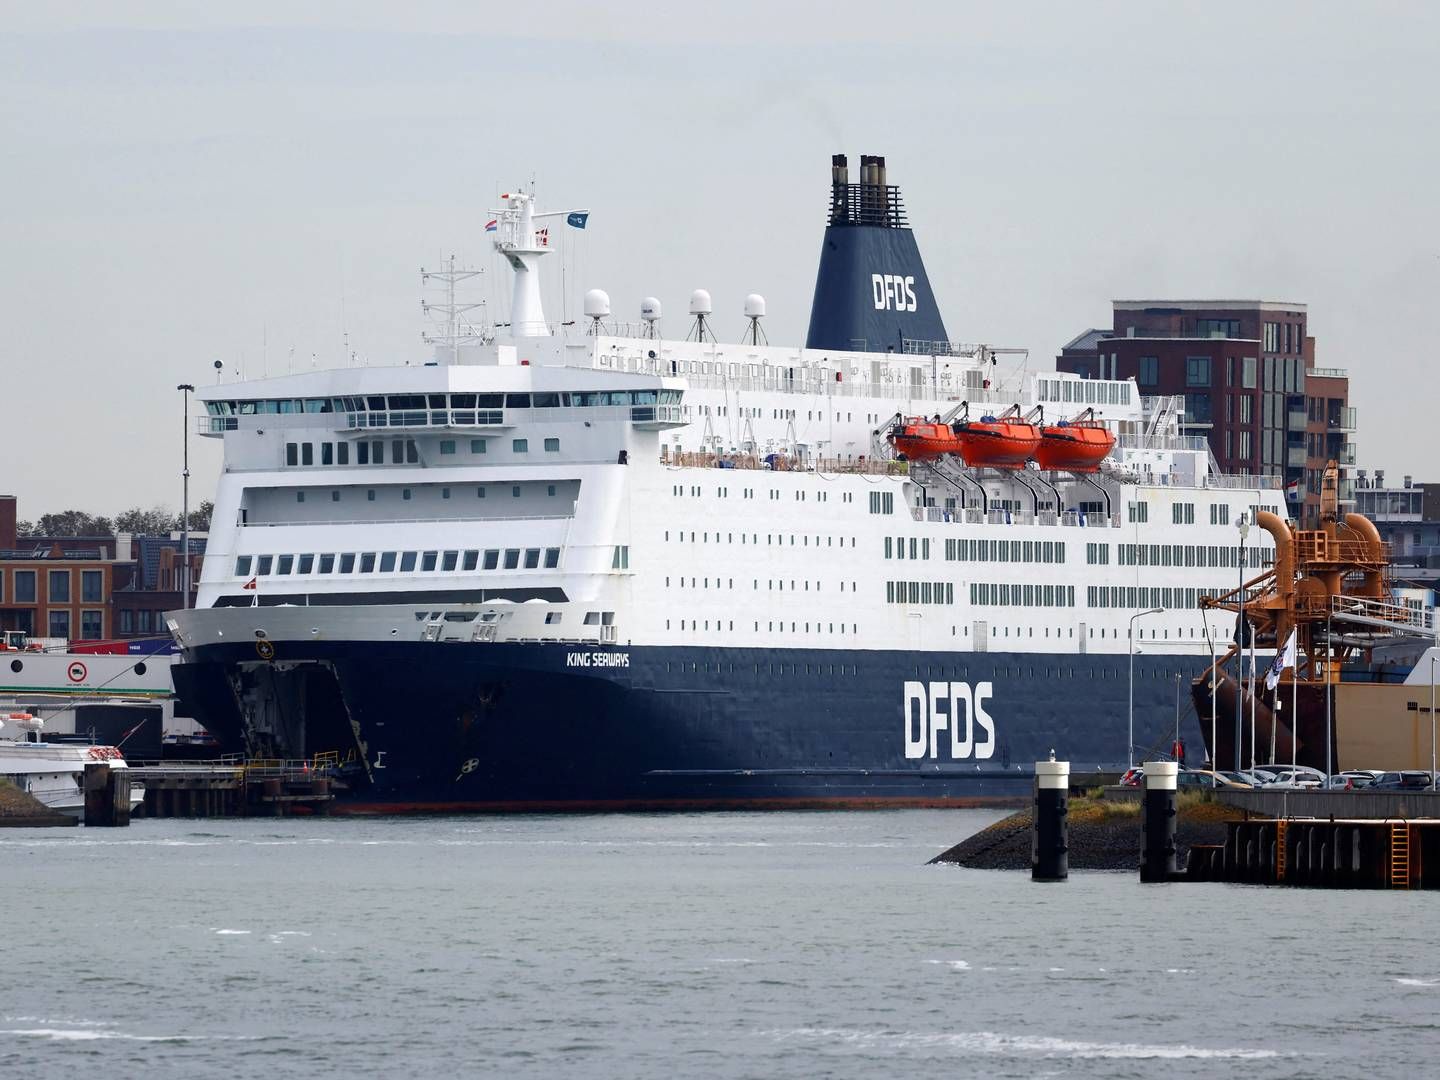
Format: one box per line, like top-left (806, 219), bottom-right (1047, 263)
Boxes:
top-left (484, 219), bottom-right (498, 233)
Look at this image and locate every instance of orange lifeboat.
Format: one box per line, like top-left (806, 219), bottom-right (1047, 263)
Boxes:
top-left (1033, 411), bottom-right (1115, 473)
top-left (887, 417), bottom-right (963, 461)
top-left (954, 407), bottom-right (1041, 469)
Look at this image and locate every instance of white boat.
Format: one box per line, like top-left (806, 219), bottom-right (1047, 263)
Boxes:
top-left (0, 713), bottom-right (145, 818)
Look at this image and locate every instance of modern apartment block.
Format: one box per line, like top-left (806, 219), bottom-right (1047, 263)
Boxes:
top-left (1057, 300), bottom-right (1357, 520)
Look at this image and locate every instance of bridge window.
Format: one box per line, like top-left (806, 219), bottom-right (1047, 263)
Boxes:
top-left (463, 550), bottom-right (479, 571)
top-left (443, 551), bottom-right (459, 572)
top-left (235, 556), bottom-right (252, 577)
top-left (483, 550), bottom-right (499, 570)
top-left (297, 554), bottom-right (314, 574)
top-left (503, 549), bottom-right (521, 570)
top-left (359, 553), bottom-right (377, 573)
top-left (421, 551), bottom-right (438, 572)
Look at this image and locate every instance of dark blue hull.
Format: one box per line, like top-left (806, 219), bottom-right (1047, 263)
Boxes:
top-left (172, 642), bottom-right (1215, 810)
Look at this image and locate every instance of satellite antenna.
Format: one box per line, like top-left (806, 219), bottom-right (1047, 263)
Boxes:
top-left (641, 297), bottom-right (662, 339)
top-left (686, 289), bottom-right (714, 343)
top-left (584, 289), bottom-right (611, 336)
top-left (743, 293), bottom-right (768, 345)
top-left (213, 359), bottom-right (223, 384)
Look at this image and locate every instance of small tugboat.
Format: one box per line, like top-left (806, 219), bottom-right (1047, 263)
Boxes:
top-left (0, 712), bottom-right (144, 818)
top-left (953, 404), bottom-right (1041, 469)
top-left (1033, 408), bottom-right (1116, 473)
top-left (886, 415), bottom-right (963, 461)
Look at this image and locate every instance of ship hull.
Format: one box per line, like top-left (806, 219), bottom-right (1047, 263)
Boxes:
top-left (173, 641), bottom-right (1216, 810)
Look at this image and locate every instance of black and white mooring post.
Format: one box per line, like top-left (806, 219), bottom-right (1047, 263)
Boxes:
top-left (1140, 760), bottom-right (1178, 883)
top-left (1032, 754), bottom-right (1070, 882)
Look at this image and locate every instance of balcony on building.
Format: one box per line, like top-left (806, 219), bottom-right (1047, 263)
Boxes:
top-left (1328, 405), bottom-right (1358, 433)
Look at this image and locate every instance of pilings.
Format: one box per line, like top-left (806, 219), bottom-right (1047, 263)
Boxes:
top-left (130, 763), bottom-right (337, 818)
top-left (1032, 758), bottom-right (1069, 882)
top-left (1186, 818), bottom-right (1440, 888)
top-left (82, 763), bottom-right (131, 827)
top-left (1139, 761), bottom-right (1178, 883)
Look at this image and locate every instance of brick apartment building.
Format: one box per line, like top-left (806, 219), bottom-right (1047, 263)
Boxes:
top-left (1057, 300), bottom-right (1357, 521)
top-left (0, 495), bottom-right (204, 643)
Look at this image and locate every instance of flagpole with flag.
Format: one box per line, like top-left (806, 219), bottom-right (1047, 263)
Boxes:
top-left (1265, 628), bottom-right (1298, 766)
top-left (243, 574), bottom-right (259, 608)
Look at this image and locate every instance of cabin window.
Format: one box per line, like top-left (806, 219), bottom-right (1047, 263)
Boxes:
top-left (400, 552), bottom-right (417, 572)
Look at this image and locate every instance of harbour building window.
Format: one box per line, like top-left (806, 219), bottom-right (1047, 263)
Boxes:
top-left (1186, 357), bottom-right (1211, 387)
top-left (14, 570), bottom-right (35, 603)
top-left (1138, 356), bottom-right (1159, 386)
top-left (81, 570), bottom-right (103, 602)
top-left (48, 570), bottom-right (70, 603)
top-left (49, 610), bottom-right (70, 639)
top-left (80, 611), bottom-right (103, 639)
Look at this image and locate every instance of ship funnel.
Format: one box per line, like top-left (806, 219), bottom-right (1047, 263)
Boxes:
top-left (806, 152), bottom-right (949, 353)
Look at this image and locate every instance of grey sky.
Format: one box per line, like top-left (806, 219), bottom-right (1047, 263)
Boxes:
top-left (2, 1), bottom-right (1436, 518)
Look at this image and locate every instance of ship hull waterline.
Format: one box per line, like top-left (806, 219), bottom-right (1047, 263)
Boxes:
top-left (172, 640), bottom-right (1218, 812)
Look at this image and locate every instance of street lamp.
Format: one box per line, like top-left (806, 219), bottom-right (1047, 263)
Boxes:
top-left (1236, 513), bottom-right (1251, 770)
top-left (1325, 611), bottom-right (1333, 782)
top-left (1128, 607), bottom-right (1163, 770)
top-left (1431, 653), bottom-right (1437, 793)
top-left (177, 383), bottom-right (195, 609)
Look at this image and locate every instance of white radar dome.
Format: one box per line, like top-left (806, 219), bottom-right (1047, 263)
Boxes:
top-left (744, 293), bottom-right (766, 319)
top-left (689, 289), bottom-right (713, 316)
top-left (641, 297), bottom-right (662, 322)
top-left (583, 289), bottom-right (611, 318)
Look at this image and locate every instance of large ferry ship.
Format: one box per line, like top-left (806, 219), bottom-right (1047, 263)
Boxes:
top-left (168, 155), bottom-right (1286, 809)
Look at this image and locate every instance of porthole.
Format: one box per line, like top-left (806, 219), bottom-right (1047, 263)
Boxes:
top-left (9, 659), bottom-right (20, 673)
top-left (133, 662), bottom-right (148, 676)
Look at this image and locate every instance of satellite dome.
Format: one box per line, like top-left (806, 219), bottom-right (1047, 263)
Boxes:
top-left (583, 289), bottom-right (611, 318)
top-left (641, 297), bottom-right (662, 322)
top-left (689, 289), bottom-right (712, 316)
top-left (744, 293), bottom-right (766, 319)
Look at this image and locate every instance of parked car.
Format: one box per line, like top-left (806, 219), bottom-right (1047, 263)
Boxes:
top-left (1226, 771), bottom-right (1267, 787)
top-left (1266, 769), bottom-right (1327, 789)
top-left (1178, 769), bottom-right (1250, 789)
top-left (1372, 771), bottom-right (1438, 791)
top-left (1325, 771), bottom-right (1378, 790)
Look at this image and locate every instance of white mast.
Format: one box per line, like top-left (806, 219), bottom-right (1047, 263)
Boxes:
top-left (488, 189), bottom-right (588, 338)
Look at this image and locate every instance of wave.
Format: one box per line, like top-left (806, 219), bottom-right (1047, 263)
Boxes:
top-left (763, 1027), bottom-right (1293, 1060)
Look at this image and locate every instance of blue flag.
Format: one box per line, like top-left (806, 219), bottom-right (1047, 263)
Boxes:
top-left (566, 212), bottom-right (589, 229)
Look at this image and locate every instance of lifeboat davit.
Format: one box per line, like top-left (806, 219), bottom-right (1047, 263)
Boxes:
top-left (887, 418), bottom-right (963, 461)
top-left (1034, 415), bottom-right (1115, 473)
top-left (954, 412), bottom-right (1041, 469)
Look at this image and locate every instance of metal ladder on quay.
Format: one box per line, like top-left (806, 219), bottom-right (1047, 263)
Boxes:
top-left (1390, 823), bottom-right (1411, 890)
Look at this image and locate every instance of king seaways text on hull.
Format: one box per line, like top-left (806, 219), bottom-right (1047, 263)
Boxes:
top-left (171, 640), bottom-right (1216, 811)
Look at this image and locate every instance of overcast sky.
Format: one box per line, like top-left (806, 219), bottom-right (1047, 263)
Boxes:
top-left (2, 1), bottom-right (1436, 519)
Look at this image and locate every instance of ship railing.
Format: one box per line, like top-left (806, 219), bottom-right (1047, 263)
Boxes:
top-left (1116, 434), bottom-right (1210, 452)
top-left (1203, 473), bottom-right (1284, 491)
top-left (1329, 594), bottom-right (1434, 633)
top-left (236, 513), bottom-right (574, 528)
top-left (661, 450), bottom-right (905, 475)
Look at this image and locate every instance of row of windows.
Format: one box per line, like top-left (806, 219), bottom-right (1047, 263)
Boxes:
top-left (36, 609), bottom-right (105, 640)
top-left (285, 436), bottom-right (561, 468)
top-left (210, 389), bottom-right (680, 416)
top-left (869, 491), bottom-right (895, 515)
top-left (885, 537), bottom-right (932, 560)
top-left (970, 583), bottom-right (1077, 608)
top-left (944, 538), bottom-right (1067, 564)
top-left (235, 547), bottom-right (561, 578)
top-left (887, 580), bottom-right (955, 605)
top-left (1172, 502), bottom-right (1196, 524)
top-left (666, 530), bottom-right (856, 549)
top-left (0, 569), bottom-right (105, 605)
top-left (1118, 543), bottom-right (1272, 569)
top-left (1085, 542), bottom-right (1111, 565)
top-left (667, 619), bottom-right (860, 636)
top-left (118, 609), bottom-right (167, 635)
top-left (294, 483), bottom-right (562, 506)
top-left (1088, 585), bottom-right (1214, 610)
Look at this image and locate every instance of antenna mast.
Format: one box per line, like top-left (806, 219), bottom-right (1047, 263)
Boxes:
top-left (421, 255), bottom-right (490, 363)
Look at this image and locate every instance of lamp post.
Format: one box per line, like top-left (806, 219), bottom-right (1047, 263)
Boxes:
top-left (177, 383), bottom-right (194, 608)
top-left (1128, 607), bottom-right (1163, 770)
top-left (1236, 514), bottom-right (1250, 770)
top-left (1431, 653), bottom-right (1437, 793)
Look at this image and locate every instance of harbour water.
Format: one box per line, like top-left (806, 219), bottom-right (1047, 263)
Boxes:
top-left (3, 810), bottom-right (1438, 1078)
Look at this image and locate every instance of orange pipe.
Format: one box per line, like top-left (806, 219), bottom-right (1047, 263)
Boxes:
top-left (1344, 513), bottom-right (1385, 597)
top-left (1256, 511), bottom-right (1294, 603)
